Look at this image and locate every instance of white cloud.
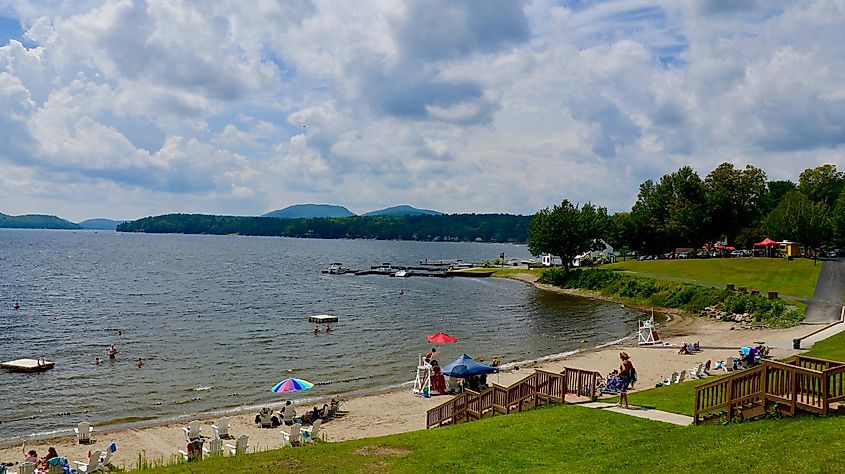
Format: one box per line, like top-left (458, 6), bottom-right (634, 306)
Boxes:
top-left (0, 0), bottom-right (843, 221)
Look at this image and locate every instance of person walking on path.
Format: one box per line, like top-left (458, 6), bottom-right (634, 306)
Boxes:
top-left (617, 352), bottom-right (634, 409)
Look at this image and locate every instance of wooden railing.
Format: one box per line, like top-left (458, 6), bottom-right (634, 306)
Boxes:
top-left (426, 366), bottom-right (600, 428)
top-left (694, 356), bottom-right (845, 424)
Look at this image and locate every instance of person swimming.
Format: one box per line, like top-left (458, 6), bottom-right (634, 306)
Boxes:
top-left (107, 345), bottom-right (119, 359)
top-left (325, 324), bottom-right (332, 332)
top-left (13, 300), bottom-right (20, 310)
top-left (137, 358), bottom-right (144, 367)
top-left (313, 324), bottom-right (321, 334)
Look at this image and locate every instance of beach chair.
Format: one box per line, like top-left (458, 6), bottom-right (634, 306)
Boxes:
top-left (75, 421), bottom-right (95, 444)
top-left (16, 462), bottom-right (35, 474)
top-left (703, 360), bottom-right (711, 375)
top-left (226, 434), bottom-right (249, 455)
top-left (281, 423), bottom-right (302, 447)
top-left (182, 420), bottom-right (202, 441)
top-left (677, 370), bottom-right (686, 384)
top-left (302, 419), bottom-right (322, 443)
top-left (724, 357), bottom-right (737, 372)
top-left (212, 416), bottom-right (231, 439)
top-left (74, 449), bottom-right (102, 473)
top-left (690, 363), bottom-right (705, 379)
top-left (47, 465), bottom-right (65, 474)
top-left (663, 372), bottom-right (678, 385)
top-left (282, 407), bottom-right (295, 426)
top-left (203, 437), bottom-right (224, 457)
top-left (99, 442), bottom-right (116, 470)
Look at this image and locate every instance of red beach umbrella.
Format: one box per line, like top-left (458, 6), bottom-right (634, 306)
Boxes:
top-left (426, 332), bottom-right (458, 344)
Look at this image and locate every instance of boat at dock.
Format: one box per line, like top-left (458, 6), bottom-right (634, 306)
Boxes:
top-left (394, 269), bottom-right (410, 277)
top-left (322, 263), bottom-right (352, 274)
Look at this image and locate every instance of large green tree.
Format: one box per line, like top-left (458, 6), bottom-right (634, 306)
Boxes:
top-left (830, 188), bottom-right (845, 247)
top-left (798, 164), bottom-right (845, 205)
top-left (759, 180), bottom-right (797, 219)
top-left (704, 163), bottom-right (767, 243)
top-left (764, 191), bottom-right (830, 250)
top-left (630, 166), bottom-right (709, 254)
top-left (527, 200), bottom-right (608, 271)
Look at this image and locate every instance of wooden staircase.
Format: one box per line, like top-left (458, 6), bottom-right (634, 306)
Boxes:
top-left (694, 356), bottom-right (845, 424)
top-left (426, 367), bottom-right (600, 429)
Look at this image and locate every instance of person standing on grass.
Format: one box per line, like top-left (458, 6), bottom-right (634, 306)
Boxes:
top-left (617, 352), bottom-right (634, 409)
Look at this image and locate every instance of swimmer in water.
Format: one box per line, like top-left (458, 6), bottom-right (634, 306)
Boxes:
top-left (325, 324), bottom-right (332, 332)
top-left (13, 300), bottom-right (20, 310)
top-left (95, 357), bottom-right (101, 365)
top-left (137, 358), bottom-right (144, 367)
top-left (313, 324), bottom-right (320, 335)
top-left (107, 345), bottom-right (119, 359)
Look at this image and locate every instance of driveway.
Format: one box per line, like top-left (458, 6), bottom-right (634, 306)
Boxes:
top-left (804, 259), bottom-right (845, 323)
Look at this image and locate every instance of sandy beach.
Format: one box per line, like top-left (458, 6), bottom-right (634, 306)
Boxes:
top-left (0, 274), bottom-right (823, 469)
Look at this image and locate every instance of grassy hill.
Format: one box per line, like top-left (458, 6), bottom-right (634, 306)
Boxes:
top-left (605, 258), bottom-right (822, 299)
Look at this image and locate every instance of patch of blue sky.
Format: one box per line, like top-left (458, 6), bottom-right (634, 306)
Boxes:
top-left (0, 15), bottom-right (34, 47)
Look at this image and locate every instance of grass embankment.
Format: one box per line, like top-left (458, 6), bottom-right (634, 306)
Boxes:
top-left (605, 258), bottom-right (822, 299)
top-left (144, 404), bottom-right (845, 473)
top-left (460, 267), bottom-right (544, 279)
top-left (542, 268), bottom-right (803, 326)
top-left (617, 328), bottom-right (845, 416)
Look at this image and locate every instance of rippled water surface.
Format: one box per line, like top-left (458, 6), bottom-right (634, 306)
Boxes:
top-left (0, 230), bottom-right (637, 443)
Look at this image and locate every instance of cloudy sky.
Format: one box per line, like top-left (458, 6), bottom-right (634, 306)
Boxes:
top-left (0, 0), bottom-right (843, 221)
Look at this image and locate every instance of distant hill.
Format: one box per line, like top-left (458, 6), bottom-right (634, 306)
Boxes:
top-left (79, 218), bottom-right (126, 230)
top-left (362, 205), bottom-right (443, 216)
top-left (0, 212), bottom-right (81, 229)
top-left (263, 204), bottom-right (356, 219)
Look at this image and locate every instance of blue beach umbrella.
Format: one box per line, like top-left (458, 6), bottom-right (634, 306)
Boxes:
top-left (441, 354), bottom-right (498, 378)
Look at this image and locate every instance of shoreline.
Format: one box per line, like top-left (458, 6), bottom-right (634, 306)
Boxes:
top-left (0, 274), bottom-right (821, 469)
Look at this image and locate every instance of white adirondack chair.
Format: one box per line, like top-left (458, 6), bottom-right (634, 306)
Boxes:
top-left (203, 437), bottom-right (224, 457)
top-left (17, 462), bottom-right (36, 474)
top-left (212, 417), bottom-right (230, 439)
top-left (281, 423), bottom-right (302, 447)
top-left (74, 449), bottom-right (102, 473)
top-left (302, 419), bottom-right (322, 443)
top-left (282, 407), bottom-right (295, 425)
top-left (677, 370), bottom-right (686, 384)
top-left (226, 434), bottom-right (249, 455)
top-left (663, 372), bottom-right (678, 385)
top-left (75, 421), bottom-right (95, 444)
top-left (182, 420), bottom-right (202, 442)
top-left (99, 443), bottom-right (115, 470)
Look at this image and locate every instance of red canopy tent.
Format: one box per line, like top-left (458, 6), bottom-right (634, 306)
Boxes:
top-left (753, 237), bottom-right (779, 247)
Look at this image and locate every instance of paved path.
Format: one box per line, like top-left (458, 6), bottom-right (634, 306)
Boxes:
top-left (580, 402), bottom-right (693, 426)
top-left (804, 259), bottom-right (845, 323)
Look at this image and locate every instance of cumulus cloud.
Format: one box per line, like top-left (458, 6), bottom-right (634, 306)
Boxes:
top-left (0, 0), bottom-right (843, 220)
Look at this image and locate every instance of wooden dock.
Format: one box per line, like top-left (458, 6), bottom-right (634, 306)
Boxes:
top-left (309, 314), bottom-right (338, 323)
top-left (1, 358), bottom-right (55, 373)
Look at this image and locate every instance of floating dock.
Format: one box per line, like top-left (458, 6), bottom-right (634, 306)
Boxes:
top-left (309, 314), bottom-right (338, 323)
top-left (1, 358), bottom-right (55, 373)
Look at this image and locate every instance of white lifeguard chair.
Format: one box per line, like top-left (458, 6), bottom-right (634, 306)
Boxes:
top-left (413, 354), bottom-right (432, 396)
top-left (637, 313), bottom-right (661, 345)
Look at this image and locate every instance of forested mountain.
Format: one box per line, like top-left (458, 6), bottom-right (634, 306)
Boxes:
top-left (0, 212), bottom-right (81, 229)
top-left (79, 218), bottom-right (126, 230)
top-left (262, 204), bottom-right (355, 218)
top-left (117, 213), bottom-right (531, 243)
top-left (362, 205), bottom-right (443, 216)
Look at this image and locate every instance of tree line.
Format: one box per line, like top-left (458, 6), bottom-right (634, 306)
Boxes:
top-left (116, 213), bottom-right (532, 243)
top-left (529, 163), bottom-right (845, 270)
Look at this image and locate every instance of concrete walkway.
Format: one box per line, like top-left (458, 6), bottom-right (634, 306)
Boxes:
top-left (580, 402), bottom-right (693, 426)
top-left (804, 259), bottom-right (845, 323)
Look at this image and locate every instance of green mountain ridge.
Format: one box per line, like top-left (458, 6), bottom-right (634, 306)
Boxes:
top-left (362, 205), bottom-right (443, 216)
top-left (79, 218), bottom-right (127, 230)
top-left (0, 212), bottom-right (81, 230)
top-left (262, 204), bottom-right (355, 219)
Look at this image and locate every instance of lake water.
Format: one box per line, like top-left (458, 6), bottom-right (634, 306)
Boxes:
top-left (0, 230), bottom-right (638, 443)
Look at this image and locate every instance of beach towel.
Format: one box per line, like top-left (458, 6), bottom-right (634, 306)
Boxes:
top-left (47, 456), bottom-right (68, 466)
top-left (109, 442), bottom-right (117, 453)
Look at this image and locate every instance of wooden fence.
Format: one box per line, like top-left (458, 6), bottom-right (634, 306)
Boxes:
top-left (694, 356), bottom-right (845, 424)
top-left (426, 366), bottom-right (600, 429)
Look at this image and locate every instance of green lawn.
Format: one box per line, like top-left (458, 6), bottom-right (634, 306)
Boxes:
top-left (460, 267), bottom-right (544, 278)
top-left (605, 258), bottom-right (822, 298)
top-left (144, 403), bottom-right (845, 473)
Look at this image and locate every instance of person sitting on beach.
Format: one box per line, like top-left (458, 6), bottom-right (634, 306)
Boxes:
top-left (678, 343), bottom-right (692, 355)
top-left (282, 401), bottom-right (296, 425)
top-left (255, 407), bottom-right (273, 426)
top-left (107, 345), bottom-right (119, 359)
top-left (22, 443), bottom-right (38, 464)
top-left (491, 356), bottom-right (501, 368)
top-left (39, 447), bottom-right (59, 468)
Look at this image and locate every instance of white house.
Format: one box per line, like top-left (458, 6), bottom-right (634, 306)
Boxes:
top-left (573, 240), bottom-right (617, 267)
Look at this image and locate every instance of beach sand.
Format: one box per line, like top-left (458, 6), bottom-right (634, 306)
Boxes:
top-left (0, 275), bottom-right (820, 469)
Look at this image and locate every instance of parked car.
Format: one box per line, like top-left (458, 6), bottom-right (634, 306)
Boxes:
top-left (677, 252), bottom-right (690, 259)
top-left (730, 250), bottom-right (744, 257)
